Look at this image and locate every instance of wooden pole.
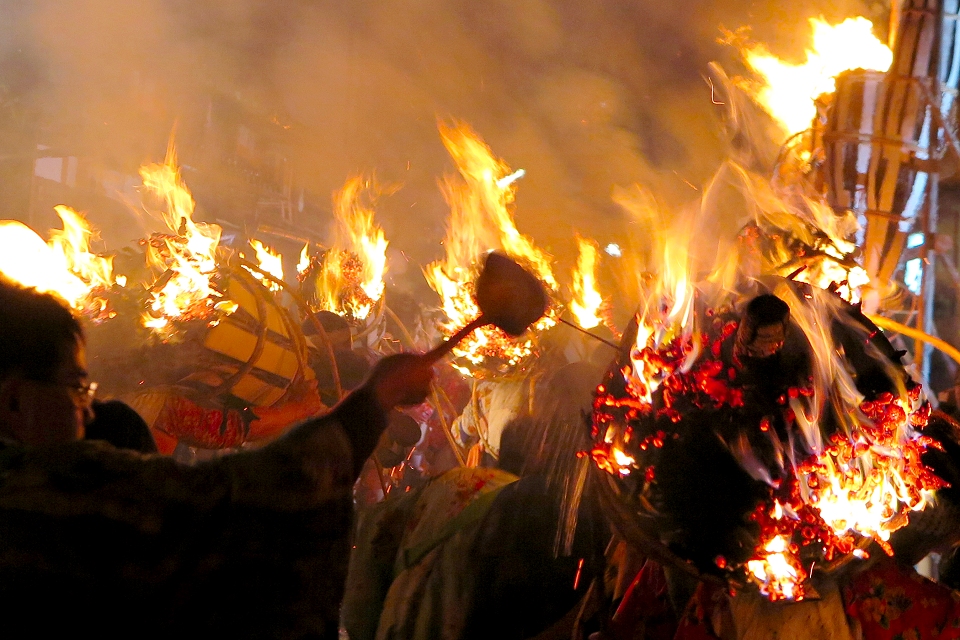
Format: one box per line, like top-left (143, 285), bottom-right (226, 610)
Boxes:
top-left (918, 0), bottom-right (946, 385)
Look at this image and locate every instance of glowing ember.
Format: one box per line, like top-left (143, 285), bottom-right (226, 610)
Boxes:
top-left (797, 391), bottom-right (943, 553)
top-left (424, 121), bottom-right (558, 375)
top-left (740, 17), bottom-right (892, 137)
top-left (313, 176), bottom-right (388, 320)
top-left (583, 442), bottom-right (636, 478)
top-left (590, 282), bottom-right (946, 602)
top-left (139, 142), bottom-right (223, 334)
top-left (743, 387), bottom-right (944, 602)
top-left (247, 240), bottom-right (284, 292)
top-left (0, 207), bottom-right (120, 312)
top-left (570, 235), bottom-right (604, 330)
top-left (746, 502), bottom-right (809, 601)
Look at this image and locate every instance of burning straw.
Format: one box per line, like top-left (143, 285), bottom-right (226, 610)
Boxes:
top-left (425, 121), bottom-right (559, 377)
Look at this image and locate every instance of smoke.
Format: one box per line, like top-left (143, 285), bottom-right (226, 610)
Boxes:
top-left (0, 0), bottom-right (883, 282)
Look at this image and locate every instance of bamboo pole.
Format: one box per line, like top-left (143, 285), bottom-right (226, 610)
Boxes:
top-left (868, 314), bottom-right (960, 366)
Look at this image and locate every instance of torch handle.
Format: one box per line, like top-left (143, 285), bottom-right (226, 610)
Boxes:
top-left (423, 315), bottom-right (489, 364)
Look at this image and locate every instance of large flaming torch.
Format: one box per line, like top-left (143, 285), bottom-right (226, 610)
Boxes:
top-left (139, 142), bottom-right (225, 336)
top-left (589, 278), bottom-right (946, 602)
top-left (305, 176), bottom-right (389, 323)
top-left (425, 121), bottom-right (559, 377)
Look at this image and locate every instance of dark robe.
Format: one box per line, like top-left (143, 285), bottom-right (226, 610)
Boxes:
top-left (0, 386), bottom-right (386, 639)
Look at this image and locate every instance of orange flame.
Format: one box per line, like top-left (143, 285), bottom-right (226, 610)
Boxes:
top-left (746, 501), bottom-right (809, 601)
top-left (570, 235), bottom-right (604, 330)
top-left (0, 207), bottom-right (120, 311)
top-left (424, 121), bottom-right (558, 375)
top-left (707, 163), bottom-right (870, 302)
top-left (247, 240), bottom-right (284, 291)
top-left (297, 243), bottom-right (310, 277)
top-left (139, 143), bottom-right (223, 333)
top-left (315, 176), bottom-right (388, 320)
top-left (614, 189), bottom-right (699, 405)
top-left (740, 17), bottom-right (892, 137)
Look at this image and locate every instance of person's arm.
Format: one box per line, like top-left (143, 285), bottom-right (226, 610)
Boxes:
top-left (253, 353), bottom-right (434, 484)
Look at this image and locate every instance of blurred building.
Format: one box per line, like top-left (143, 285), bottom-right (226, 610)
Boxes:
top-left (1, 61), bottom-right (330, 264)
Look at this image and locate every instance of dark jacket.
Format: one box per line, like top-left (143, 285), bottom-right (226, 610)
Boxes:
top-left (0, 386), bottom-right (386, 639)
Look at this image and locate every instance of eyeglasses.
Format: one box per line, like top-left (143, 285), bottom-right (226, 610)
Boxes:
top-left (29, 379), bottom-right (98, 409)
top-left (65, 381), bottom-right (98, 408)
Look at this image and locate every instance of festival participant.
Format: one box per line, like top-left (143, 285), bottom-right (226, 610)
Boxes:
top-left (85, 398), bottom-right (159, 453)
top-left (342, 361), bottom-right (606, 640)
top-left (0, 278), bottom-right (92, 445)
top-left (0, 277), bottom-right (434, 638)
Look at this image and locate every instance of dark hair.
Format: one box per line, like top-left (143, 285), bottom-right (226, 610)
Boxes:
top-left (86, 400), bottom-right (158, 454)
top-left (301, 310), bottom-right (350, 336)
top-left (0, 278), bottom-right (83, 382)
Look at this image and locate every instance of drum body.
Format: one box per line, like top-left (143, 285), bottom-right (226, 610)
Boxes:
top-left (188, 266), bottom-right (312, 407)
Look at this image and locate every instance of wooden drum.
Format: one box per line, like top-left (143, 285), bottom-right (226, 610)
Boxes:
top-left (182, 266), bottom-right (313, 408)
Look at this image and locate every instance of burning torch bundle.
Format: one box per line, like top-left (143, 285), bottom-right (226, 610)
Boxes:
top-left (425, 121), bottom-right (560, 378)
top-left (589, 279), bottom-right (947, 601)
top-left (51, 145), bottom-right (323, 454)
top-left (298, 175), bottom-right (389, 329)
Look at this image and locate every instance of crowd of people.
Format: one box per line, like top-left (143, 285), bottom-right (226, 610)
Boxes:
top-left (0, 275), bottom-right (612, 638)
top-left (6, 275), bottom-right (960, 639)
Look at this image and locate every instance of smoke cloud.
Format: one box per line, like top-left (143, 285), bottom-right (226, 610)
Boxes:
top-left (1, 0), bottom-right (883, 284)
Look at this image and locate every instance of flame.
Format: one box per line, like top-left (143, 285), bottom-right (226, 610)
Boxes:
top-left (584, 442), bottom-right (636, 478)
top-left (781, 198), bottom-right (870, 302)
top-left (746, 501), bottom-right (809, 601)
top-left (314, 176), bottom-right (388, 320)
top-left (247, 240), bottom-right (284, 291)
top-left (750, 285), bottom-right (945, 599)
top-left (741, 17), bottom-right (892, 136)
top-left (796, 391), bottom-right (940, 551)
top-left (0, 207), bottom-right (120, 312)
top-left (424, 121), bottom-right (558, 374)
top-left (49, 206), bottom-right (117, 295)
top-left (139, 142), bottom-right (223, 333)
top-left (614, 189), bottom-right (700, 406)
top-left (789, 238), bottom-right (871, 303)
top-left (297, 243), bottom-right (310, 277)
top-left (709, 163), bottom-right (871, 302)
top-left (570, 236), bottom-right (604, 330)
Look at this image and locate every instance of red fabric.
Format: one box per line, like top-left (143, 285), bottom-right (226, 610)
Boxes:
top-left (843, 559), bottom-right (960, 639)
top-left (610, 559), bottom-right (678, 640)
top-left (673, 581), bottom-right (729, 640)
top-left (154, 395), bottom-right (247, 449)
